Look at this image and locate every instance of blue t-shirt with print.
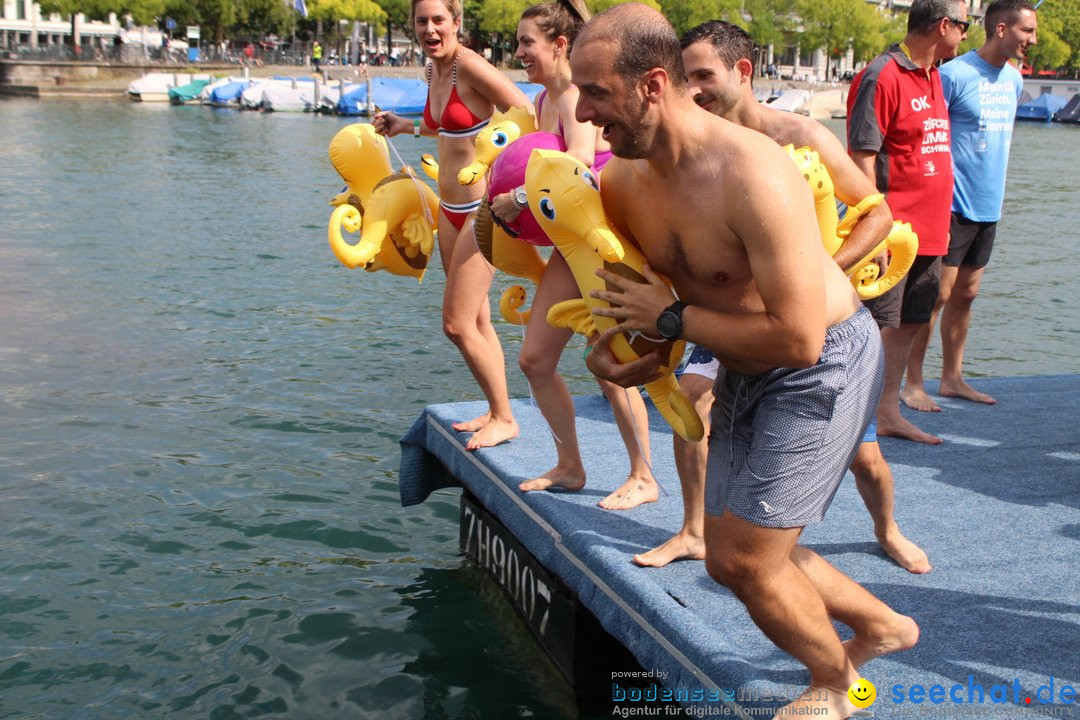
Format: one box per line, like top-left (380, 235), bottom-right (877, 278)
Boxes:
top-left (940, 50), bottom-right (1023, 222)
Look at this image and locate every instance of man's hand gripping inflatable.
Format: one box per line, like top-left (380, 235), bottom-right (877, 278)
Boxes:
top-left (524, 149), bottom-right (704, 443)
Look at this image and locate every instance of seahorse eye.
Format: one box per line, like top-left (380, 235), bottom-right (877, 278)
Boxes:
top-left (492, 131), bottom-right (509, 147)
top-left (582, 171), bottom-right (599, 191)
top-left (539, 197), bottom-right (556, 220)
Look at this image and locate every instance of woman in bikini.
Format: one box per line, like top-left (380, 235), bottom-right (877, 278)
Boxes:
top-left (374, 0), bottom-right (529, 450)
top-left (489, 0), bottom-right (659, 510)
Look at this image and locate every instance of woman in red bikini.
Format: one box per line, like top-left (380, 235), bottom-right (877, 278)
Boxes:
top-left (374, 0), bottom-right (529, 450)
top-left (488, 0), bottom-right (659, 511)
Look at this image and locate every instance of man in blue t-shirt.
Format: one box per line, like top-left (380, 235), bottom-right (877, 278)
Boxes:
top-left (907, 0), bottom-right (1037, 407)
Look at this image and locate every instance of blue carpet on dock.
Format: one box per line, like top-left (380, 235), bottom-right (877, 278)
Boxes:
top-left (399, 374), bottom-right (1080, 717)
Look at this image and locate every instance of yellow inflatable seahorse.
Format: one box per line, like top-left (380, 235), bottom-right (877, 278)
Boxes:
top-left (326, 123), bottom-right (439, 281)
top-left (458, 105), bottom-right (537, 186)
top-left (524, 148), bottom-right (704, 442)
top-left (328, 122), bottom-right (393, 208)
top-left (783, 145), bottom-right (918, 300)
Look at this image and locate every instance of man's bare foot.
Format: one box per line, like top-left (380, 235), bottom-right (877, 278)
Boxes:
top-left (878, 529), bottom-right (931, 574)
top-left (599, 475), bottom-right (659, 510)
top-left (939, 379), bottom-right (996, 405)
top-left (901, 387), bottom-right (941, 413)
top-left (632, 529), bottom-right (705, 567)
top-left (773, 682), bottom-right (856, 720)
top-left (453, 412), bottom-right (490, 433)
top-left (519, 465), bottom-right (585, 493)
top-left (843, 613), bottom-right (920, 669)
top-left (877, 414), bottom-right (942, 445)
top-left (464, 417), bottom-right (519, 450)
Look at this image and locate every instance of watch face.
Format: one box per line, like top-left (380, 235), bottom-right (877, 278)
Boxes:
top-left (657, 311), bottom-right (679, 339)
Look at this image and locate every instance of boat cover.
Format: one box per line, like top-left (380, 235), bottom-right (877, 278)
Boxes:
top-left (1016, 93), bottom-right (1067, 121)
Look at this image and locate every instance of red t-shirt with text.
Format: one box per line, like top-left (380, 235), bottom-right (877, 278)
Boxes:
top-left (847, 45), bottom-right (953, 256)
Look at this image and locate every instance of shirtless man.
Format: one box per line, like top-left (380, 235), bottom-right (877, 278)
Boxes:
top-left (633, 20), bottom-right (930, 575)
top-left (572, 5), bottom-right (918, 717)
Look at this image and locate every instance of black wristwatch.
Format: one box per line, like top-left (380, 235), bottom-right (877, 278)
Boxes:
top-left (656, 301), bottom-right (687, 340)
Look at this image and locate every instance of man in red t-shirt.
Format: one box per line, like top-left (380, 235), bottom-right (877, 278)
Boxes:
top-left (847, 0), bottom-right (969, 444)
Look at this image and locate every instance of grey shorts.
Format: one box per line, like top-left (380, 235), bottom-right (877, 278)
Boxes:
top-left (704, 307), bottom-right (883, 528)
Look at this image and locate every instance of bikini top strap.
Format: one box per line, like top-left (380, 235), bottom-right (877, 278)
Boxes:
top-left (425, 61), bottom-right (432, 85)
top-left (451, 49), bottom-right (463, 86)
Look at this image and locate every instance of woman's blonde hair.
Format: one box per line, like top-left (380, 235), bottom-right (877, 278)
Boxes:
top-left (411, 0), bottom-right (463, 23)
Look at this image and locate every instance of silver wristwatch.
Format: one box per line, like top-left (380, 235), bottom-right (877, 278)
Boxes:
top-left (511, 186), bottom-right (528, 210)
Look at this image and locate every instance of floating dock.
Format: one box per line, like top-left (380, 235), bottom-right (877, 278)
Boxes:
top-left (399, 375), bottom-right (1080, 718)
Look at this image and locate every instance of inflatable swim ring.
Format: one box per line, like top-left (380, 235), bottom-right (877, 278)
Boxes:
top-left (524, 148), bottom-right (704, 442)
top-left (484, 130), bottom-right (566, 246)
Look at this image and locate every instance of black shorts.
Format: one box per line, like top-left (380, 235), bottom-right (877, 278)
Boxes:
top-left (945, 212), bottom-right (997, 269)
top-left (863, 255), bottom-right (941, 328)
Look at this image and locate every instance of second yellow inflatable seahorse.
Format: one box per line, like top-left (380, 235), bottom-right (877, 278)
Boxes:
top-left (524, 148), bottom-right (704, 443)
top-left (783, 145), bottom-right (918, 300)
top-left (327, 123), bottom-right (439, 281)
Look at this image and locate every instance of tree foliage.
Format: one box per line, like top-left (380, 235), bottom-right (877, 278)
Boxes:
top-left (309, 0), bottom-right (387, 27)
top-left (377, 0), bottom-right (411, 33)
top-left (477, 0), bottom-right (529, 36)
top-left (1026, 1), bottom-right (1078, 75)
top-left (661, 0), bottom-right (743, 37)
top-left (39, 0), bottom-right (165, 26)
top-left (744, 0), bottom-right (796, 53)
top-left (795, 0), bottom-right (890, 71)
top-left (586, 0), bottom-right (661, 15)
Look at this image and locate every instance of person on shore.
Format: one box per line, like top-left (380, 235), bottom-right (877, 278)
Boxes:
top-left (847, 0), bottom-right (969, 444)
top-left (374, 0), bottom-right (529, 450)
top-left (632, 20), bottom-right (929, 574)
top-left (573, 5), bottom-right (919, 717)
top-left (905, 0), bottom-right (1037, 408)
top-left (488, 0), bottom-right (658, 509)
top-left (312, 40), bottom-right (322, 73)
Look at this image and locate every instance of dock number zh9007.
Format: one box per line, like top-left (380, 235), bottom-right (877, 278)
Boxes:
top-left (460, 496), bottom-right (555, 637)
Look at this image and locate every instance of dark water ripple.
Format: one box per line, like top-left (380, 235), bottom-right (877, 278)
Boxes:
top-left (0, 100), bottom-right (1075, 720)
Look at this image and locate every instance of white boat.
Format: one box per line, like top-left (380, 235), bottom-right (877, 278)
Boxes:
top-left (797, 89), bottom-right (848, 120)
top-left (260, 79), bottom-right (341, 112)
top-left (126, 72), bottom-right (212, 102)
top-left (765, 88), bottom-right (811, 113)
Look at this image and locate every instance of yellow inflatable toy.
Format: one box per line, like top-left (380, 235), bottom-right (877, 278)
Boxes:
top-left (327, 123), bottom-right (440, 281)
top-left (524, 148), bottom-right (704, 443)
top-left (420, 153), bottom-right (439, 182)
top-left (783, 145), bottom-right (918, 300)
top-left (473, 202), bottom-right (546, 325)
top-left (458, 105), bottom-right (537, 186)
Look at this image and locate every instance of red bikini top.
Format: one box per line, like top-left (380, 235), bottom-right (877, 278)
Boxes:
top-left (423, 52), bottom-right (490, 137)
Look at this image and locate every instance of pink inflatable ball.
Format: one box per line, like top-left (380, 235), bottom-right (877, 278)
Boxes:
top-left (486, 132), bottom-right (566, 246)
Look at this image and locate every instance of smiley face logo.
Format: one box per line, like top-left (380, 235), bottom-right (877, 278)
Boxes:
top-left (848, 678), bottom-right (877, 708)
